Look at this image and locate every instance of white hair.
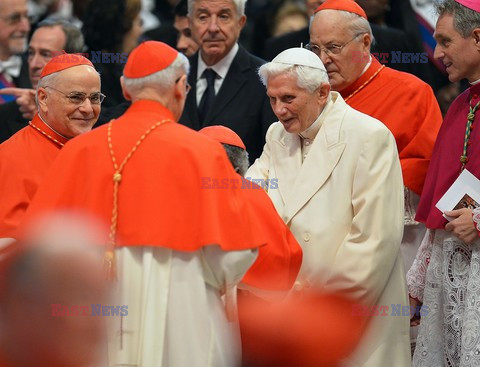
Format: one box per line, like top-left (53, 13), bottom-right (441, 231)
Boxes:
top-left (188, 0), bottom-right (247, 17)
top-left (122, 52), bottom-right (190, 96)
top-left (258, 62), bottom-right (329, 94)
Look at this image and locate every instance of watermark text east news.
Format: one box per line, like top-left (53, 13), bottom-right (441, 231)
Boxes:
top-left (51, 304), bottom-right (128, 317)
top-left (352, 304), bottom-right (429, 317)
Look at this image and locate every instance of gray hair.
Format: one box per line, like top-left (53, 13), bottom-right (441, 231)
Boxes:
top-left (223, 144), bottom-right (249, 176)
top-left (340, 10), bottom-right (372, 39)
top-left (435, 0), bottom-right (480, 38)
top-left (187, 0), bottom-right (247, 17)
top-left (122, 52), bottom-right (190, 96)
top-left (35, 72), bottom-right (62, 106)
top-left (258, 63), bottom-right (329, 94)
top-left (37, 16), bottom-right (85, 53)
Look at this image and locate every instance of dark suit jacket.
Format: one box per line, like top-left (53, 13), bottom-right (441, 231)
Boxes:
top-left (0, 101), bottom-right (27, 143)
top-left (13, 56), bottom-right (31, 89)
top-left (179, 46), bottom-right (276, 162)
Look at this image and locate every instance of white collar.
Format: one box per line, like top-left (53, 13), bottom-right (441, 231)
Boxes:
top-left (299, 94), bottom-right (333, 140)
top-left (197, 43), bottom-right (239, 81)
top-left (38, 113), bottom-right (70, 140)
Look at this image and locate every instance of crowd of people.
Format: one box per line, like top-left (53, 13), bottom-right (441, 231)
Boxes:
top-left (0, 0), bottom-right (479, 366)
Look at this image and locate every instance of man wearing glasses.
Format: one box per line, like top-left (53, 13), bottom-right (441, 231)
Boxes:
top-left (0, 0), bottom-right (31, 104)
top-left (0, 17), bottom-right (85, 143)
top-left (0, 53), bottom-right (101, 244)
top-left (309, 0), bottom-right (442, 278)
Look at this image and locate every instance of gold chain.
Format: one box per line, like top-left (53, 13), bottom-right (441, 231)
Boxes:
top-left (105, 118), bottom-right (173, 280)
top-left (28, 121), bottom-right (65, 147)
top-left (344, 64), bottom-right (385, 102)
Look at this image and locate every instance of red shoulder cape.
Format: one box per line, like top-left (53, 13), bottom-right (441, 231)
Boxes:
top-left (0, 114), bottom-right (67, 237)
top-left (341, 58), bottom-right (442, 195)
top-left (240, 178), bottom-right (302, 291)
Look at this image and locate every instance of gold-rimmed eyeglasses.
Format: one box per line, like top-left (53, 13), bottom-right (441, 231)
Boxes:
top-left (45, 86), bottom-right (106, 105)
top-left (0, 12), bottom-right (31, 26)
top-left (305, 33), bottom-right (364, 57)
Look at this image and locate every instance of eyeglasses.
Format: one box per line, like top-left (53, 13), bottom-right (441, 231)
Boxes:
top-left (305, 33), bottom-right (363, 57)
top-left (45, 86), bottom-right (106, 105)
top-left (175, 76), bottom-right (191, 94)
top-left (0, 12), bottom-right (31, 26)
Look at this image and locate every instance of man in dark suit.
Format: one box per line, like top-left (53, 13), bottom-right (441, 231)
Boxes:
top-left (0, 18), bottom-right (84, 143)
top-left (179, 0), bottom-right (276, 162)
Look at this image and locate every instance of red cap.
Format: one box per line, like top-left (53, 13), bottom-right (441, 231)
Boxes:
top-left (315, 0), bottom-right (368, 19)
top-left (199, 125), bottom-right (246, 150)
top-left (455, 0), bottom-right (480, 12)
top-left (124, 41), bottom-right (178, 78)
top-left (40, 53), bottom-right (94, 78)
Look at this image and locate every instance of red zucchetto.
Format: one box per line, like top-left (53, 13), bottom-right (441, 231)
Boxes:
top-left (315, 0), bottom-right (368, 19)
top-left (123, 41), bottom-right (178, 78)
top-left (199, 125), bottom-right (247, 150)
top-left (40, 53), bottom-right (94, 78)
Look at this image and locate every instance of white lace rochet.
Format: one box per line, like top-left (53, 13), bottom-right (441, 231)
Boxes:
top-left (407, 228), bottom-right (480, 366)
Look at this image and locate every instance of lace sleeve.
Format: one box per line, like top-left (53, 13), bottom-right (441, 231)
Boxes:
top-left (406, 229), bottom-right (435, 302)
top-left (472, 207), bottom-right (480, 234)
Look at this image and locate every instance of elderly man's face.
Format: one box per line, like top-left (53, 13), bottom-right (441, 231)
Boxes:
top-left (189, 0), bottom-right (246, 66)
top-left (0, 0), bottom-right (30, 60)
top-left (175, 15), bottom-right (199, 56)
top-left (38, 65), bottom-right (101, 138)
top-left (434, 13), bottom-right (480, 83)
top-left (28, 26), bottom-right (66, 89)
top-left (310, 10), bottom-right (370, 92)
top-left (267, 72), bottom-right (329, 134)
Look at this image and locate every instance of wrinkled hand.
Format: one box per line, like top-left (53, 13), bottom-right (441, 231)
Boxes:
top-left (444, 208), bottom-right (478, 244)
top-left (0, 87), bottom-right (36, 120)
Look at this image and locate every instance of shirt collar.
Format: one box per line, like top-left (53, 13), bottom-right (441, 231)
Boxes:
top-left (470, 78), bottom-right (480, 86)
top-left (0, 56), bottom-right (22, 78)
top-left (197, 43), bottom-right (239, 81)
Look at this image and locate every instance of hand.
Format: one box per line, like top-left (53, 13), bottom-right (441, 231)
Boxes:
top-left (444, 208), bottom-right (478, 244)
top-left (0, 87), bottom-right (36, 120)
top-left (409, 297), bottom-right (421, 326)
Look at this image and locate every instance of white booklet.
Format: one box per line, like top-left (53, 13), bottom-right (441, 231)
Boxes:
top-left (436, 169), bottom-right (480, 221)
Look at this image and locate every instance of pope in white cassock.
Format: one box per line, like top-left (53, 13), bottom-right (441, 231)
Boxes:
top-left (246, 47), bottom-right (412, 366)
